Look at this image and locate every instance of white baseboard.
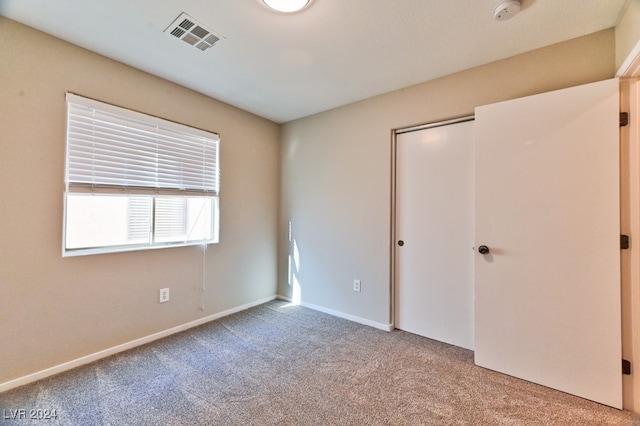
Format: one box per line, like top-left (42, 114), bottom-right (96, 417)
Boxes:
top-left (0, 295), bottom-right (277, 393)
top-left (2, 295), bottom-right (392, 393)
top-left (275, 295), bottom-right (393, 332)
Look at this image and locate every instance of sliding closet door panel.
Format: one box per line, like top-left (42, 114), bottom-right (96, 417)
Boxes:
top-left (395, 120), bottom-right (474, 350)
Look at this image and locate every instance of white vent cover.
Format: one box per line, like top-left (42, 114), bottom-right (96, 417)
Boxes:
top-left (164, 12), bottom-right (224, 51)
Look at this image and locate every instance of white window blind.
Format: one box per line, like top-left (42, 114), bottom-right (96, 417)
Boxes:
top-left (65, 93), bottom-right (219, 195)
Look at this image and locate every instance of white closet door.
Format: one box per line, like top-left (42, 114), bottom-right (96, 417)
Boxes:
top-left (474, 79), bottom-right (622, 408)
top-left (395, 119), bottom-right (474, 350)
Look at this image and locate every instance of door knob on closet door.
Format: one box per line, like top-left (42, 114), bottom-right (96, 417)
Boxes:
top-left (398, 240), bottom-right (404, 246)
top-left (478, 245), bottom-right (490, 255)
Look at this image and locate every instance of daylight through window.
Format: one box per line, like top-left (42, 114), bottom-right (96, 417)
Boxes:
top-left (63, 93), bottom-right (220, 256)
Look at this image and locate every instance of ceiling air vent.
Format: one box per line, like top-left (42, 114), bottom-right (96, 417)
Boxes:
top-left (164, 12), bottom-right (224, 52)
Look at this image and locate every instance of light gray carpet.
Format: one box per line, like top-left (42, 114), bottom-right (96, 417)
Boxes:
top-left (2, 300), bottom-right (640, 425)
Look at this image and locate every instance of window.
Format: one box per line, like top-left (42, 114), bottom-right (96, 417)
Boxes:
top-left (63, 93), bottom-right (219, 256)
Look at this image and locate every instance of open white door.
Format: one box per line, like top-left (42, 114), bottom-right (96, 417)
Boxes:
top-left (474, 78), bottom-right (622, 408)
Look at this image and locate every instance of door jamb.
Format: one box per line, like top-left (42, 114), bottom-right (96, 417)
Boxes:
top-left (618, 45), bottom-right (640, 413)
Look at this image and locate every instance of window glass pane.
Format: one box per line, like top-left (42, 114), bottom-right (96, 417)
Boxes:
top-left (128, 197), bottom-right (152, 241)
top-left (64, 193), bottom-right (217, 255)
top-left (154, 197), bottom-right (187, 243)
top-left (65, 194), bottom-right (152, 249)
top-left (186, 197), bottom-right (213, 242)
top-left (153, 196), bottom-right (216, 244)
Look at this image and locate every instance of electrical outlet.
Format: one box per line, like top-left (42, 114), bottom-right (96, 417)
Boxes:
top-left (159, 288), bottom-right (170, 303)
top-left (353, 279), bottom-right (361, 292)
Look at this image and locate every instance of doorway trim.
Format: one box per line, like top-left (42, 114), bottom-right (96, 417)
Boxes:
top-left (389, 115), bottom-right (474, 329)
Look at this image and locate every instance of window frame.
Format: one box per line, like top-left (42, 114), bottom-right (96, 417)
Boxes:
top-left (62, 93), bottom-right (220, 257)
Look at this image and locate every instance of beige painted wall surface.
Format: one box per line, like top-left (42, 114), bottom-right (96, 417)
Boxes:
top-left (616, 0), bottom-right (640, 71)
top-left (0, 18), bottom-right (280, 384)
top-left (279, 30), bottom-right (616, 326)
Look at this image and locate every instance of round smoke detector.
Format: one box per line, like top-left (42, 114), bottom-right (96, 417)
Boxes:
top-left (493, 0), bottom-right (521, 21)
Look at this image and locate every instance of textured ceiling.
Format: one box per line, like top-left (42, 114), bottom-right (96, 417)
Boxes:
top-left (0, 0), bottom-right (629, 123)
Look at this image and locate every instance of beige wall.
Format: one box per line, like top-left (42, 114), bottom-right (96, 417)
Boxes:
top-left (616, 0), bottom-right (640, 72)
top-left (0, 18), bottom-right (280, 384)
top-left (279, 29), bottom-right (616, 326)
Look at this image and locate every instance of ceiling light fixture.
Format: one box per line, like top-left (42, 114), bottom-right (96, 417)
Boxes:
top-left (493, 0), bottom-right (521, 21)
top-left (262, 0), bottom-right (313, 13)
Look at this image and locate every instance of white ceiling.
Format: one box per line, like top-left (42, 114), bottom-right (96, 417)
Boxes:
top-left (0, 0), bottom-right (629, 123)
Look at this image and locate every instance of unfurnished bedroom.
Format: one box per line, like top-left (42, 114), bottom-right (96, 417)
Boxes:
top-left (2, 0), bottom-right (640, 424)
